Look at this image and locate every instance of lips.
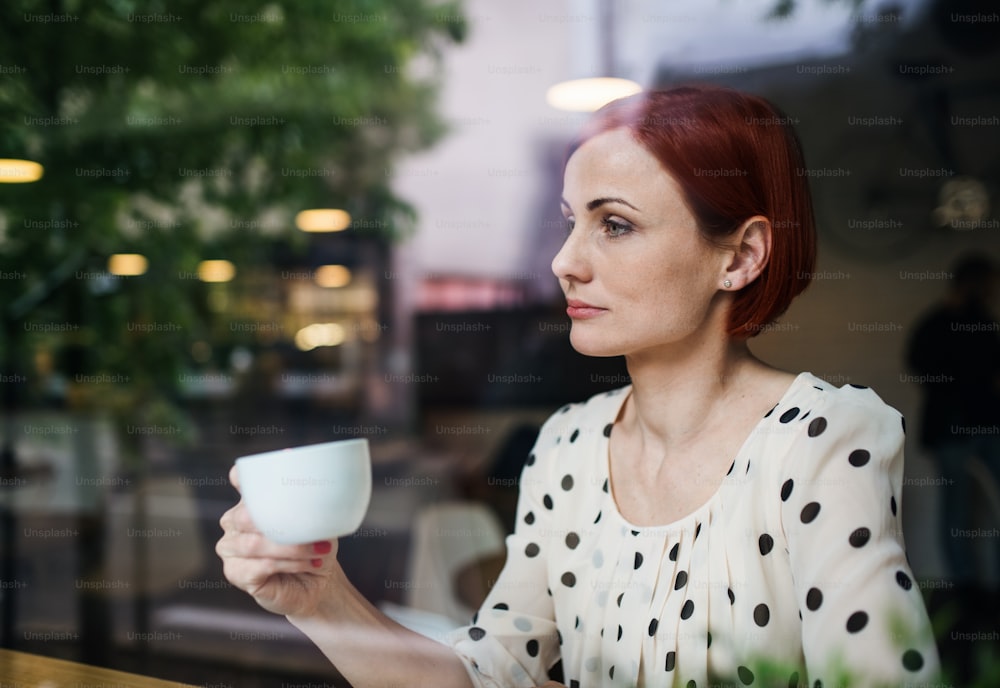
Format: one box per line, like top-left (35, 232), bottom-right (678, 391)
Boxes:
top-left (565, 298), bottom-right (606, 319)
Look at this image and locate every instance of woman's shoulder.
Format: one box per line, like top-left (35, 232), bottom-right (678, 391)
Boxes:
top-left (540, 385), bottom-right (631, 431)
top-left (529, 386), bottom-right (631, 457)
top-left (767, 372), bottom-right (906, 465)
top-left (786, 372), bottom-right (903, 423)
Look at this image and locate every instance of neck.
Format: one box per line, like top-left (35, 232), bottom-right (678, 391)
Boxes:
top-left (621, 335), bottom-right (760, 451)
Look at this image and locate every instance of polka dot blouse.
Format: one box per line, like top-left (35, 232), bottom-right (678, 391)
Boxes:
top-left (447, 372), bottom-right (940, 687)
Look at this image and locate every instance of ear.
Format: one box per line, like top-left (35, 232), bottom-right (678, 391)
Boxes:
top-left (722, 215), bottom-right (772, 290)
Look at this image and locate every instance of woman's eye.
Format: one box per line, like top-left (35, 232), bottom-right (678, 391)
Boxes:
top-left (563, 218), bottom-right (575, 234)
top-left (602, 217), bottom-right (632, 238)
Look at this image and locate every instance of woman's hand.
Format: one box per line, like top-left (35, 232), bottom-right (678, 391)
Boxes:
top-left (216, 465), bottom-right (341, 617)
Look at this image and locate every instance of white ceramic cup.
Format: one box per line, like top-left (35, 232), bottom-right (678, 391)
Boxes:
top-left (235, 438), bottom-right (372, 545)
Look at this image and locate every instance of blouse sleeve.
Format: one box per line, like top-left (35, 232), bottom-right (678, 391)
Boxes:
top-left (445, 408), bottom-right (567, 688)
top-left (779, 385), bottom-right (941, 687)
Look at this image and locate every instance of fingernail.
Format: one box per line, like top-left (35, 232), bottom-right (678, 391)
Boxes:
top-left (311, 558), bottom-right (322, 568)
top-left (313, 541), bottom-right (332, 555)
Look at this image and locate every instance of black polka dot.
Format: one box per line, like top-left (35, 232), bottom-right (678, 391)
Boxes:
top-left (738, 665), bottom-right (755, 685)
top-left (561, 572), bottom-right (576, 587)
top-left (561, 474), bottom-right (574, 491)
top-left (493, 602), bottom-right (508, 610)
top-left (788, 672), bottom-right (799, 687)
top-left (806, 587), bottom-right (823, 610)
top-left (706, 631), bottom-right (712, 648)
top-left (525, 453), bottom-right (536, 466)
top-left (896, 570), bottom-right (912, 590)
top-left (801, 502), bottom-right (821, 523)
top-left (609, 665), bottom-right (615, 679)
top-left (472, 611), bottom-right (478, 624)
top-left (557, 630), bottom-right (563, 645)
top-left (681, 600), bottom-right (695, 620)
top-left (807, 417), bottom-right (828, 437)
top-left (617, 625), bottom-right (622, 641)
top-left (754, 603), bottom-right (770, 626)
top-left (846, 611), bottom-right (868, 633)
top-left (524, 511), bottom-right (535, 525)
top-left (469, 626), bottom-right (486, 640)
top-left (669, 543), bottom-right (679, 561)
top-left (779, 407), bottom-right (800, 423)
top-left (603, 423), bottom-right (613, 437)
top-left (764, 404), bottom-right (777, 418)
top-left (559, 404), bottom-right (571, 414)
top-left (569, 429), bottom-right (580, 443)
top-left (814, 680), bottom-right (822, 688)
top-left (543, 494), bottom-right (554, 510)
top-left (616, 592), bottom-right (624, 607)
top-left (688, 680), bottom-right (696, 688)
top-left (781, 479), bottom-right (794, 501)
top-left (902, 649), bottom-right (924, 671)
top-left (565, 532), bottom-right (580, 550)
top-left (728, 587), bottom-right (735, 605)
top-left (631, 529), bottom-right (640, 536)
top-left (665, 651), bottom-right (676, 671)
top-left (525, 543), bottom-right (540, 557)
top-left (648, 618), bottom-right (658, 636)
top-left (901, 416), bottom-right (906, 434)
top-left (849, 383), bottom-right (869, 389)
top-left (602, 478), bottom-right (609, 493)
top-left (759, 533), bottom-right (774, 556)
top-left (634, 552), bottom-right (644, 569)
top-left (727, 460), bottom-right (735, 475)
top-left (849, 527), bottom-right (871, 548)
top-left (574, 615), bottom-right (580, 629)
top-left (526, 639), bottom-right (539, 657)
top-left (674, 571), bottom-right (688, 589)
top-left (594, 511), bottom-right (602, 524)
top-left (695, 523), bottom-right (702, 539)
top-left (848, 449), bottom-right (871, 467)
top-left (890, 495), bottom-right (897, 516)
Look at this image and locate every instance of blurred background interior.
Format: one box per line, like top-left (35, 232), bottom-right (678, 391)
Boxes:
top-left (1, 0), bottom-right (999, 685)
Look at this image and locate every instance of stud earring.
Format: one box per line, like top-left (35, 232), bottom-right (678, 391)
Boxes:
top-left (723, 279), bottom-right (732, 289)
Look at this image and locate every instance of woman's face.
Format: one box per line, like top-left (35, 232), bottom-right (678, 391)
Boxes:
top-left (552, 128), bottom-right (732, 359)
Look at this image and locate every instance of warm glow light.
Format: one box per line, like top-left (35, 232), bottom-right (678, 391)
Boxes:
top-left (108, 253), bottom-right (148, 276)
top-left (198, 259), bottom-right (236, 283)
top-left (0, 159), bottom-right (44, 183)
top-left (295, 208), bottom-right (351, 232)
top-left (545, 77), bottom-right (642, 112)
top-left (294, 323), bottom-right (346, 351)
top-left (315, 264), bottom-right (352, 288)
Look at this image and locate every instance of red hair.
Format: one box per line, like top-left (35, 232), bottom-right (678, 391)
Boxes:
top-left (567, 86), bottom-right (817, 338)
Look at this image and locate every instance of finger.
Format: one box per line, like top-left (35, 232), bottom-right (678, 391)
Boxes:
top-left (222, 556), bottom-right (326, 592)
top-left (219, 501), bottom-right (257, 536)
top-left (217, 528), bottom-right (324, 562)
top-left (228, 464), bottom-right (241, 493)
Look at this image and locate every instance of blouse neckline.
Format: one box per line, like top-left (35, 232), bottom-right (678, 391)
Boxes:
top-left (601, 371), bottom-right (813, 532)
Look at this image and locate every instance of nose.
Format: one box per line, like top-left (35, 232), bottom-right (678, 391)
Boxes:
top-left (551, 226), bottom-right (591, 285)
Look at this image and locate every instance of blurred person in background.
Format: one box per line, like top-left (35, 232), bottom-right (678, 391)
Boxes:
top-left (907, 253), bottom-right (1000, 588)
top-left (217, 87), bottom-right (940, 687)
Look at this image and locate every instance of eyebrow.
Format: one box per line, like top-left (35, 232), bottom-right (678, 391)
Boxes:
top-left (560, 196), bottom-right (641, 213)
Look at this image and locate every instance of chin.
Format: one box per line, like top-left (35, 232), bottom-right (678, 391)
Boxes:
top-left (568, 330), bottom-right (626, 358)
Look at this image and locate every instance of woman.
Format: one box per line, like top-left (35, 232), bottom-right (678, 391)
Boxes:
top-left (217, 86), bottom-right (940, 687)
